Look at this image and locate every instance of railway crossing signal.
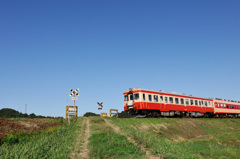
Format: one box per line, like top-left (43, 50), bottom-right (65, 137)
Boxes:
top-left (69, 88), bottom-right (79, 107)
top-left (66, 88), bottom-right (79, 121)
top-left (97, 102), bottom-right (103, 111)
top-left (97, 102), bottom-right (103, 107)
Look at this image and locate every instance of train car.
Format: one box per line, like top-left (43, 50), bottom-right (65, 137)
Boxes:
top-left (213, 99), bottom-right (240, 117)
top-left (123, 88), bottom-right (240, 117)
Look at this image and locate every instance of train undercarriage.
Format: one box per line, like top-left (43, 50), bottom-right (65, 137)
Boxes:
top-left (127, 109), bottom-right (240, 118)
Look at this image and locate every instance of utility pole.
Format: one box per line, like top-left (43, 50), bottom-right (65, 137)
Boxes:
top-left (67, 93), bottom-right (68, 106)
top-left (25, 104), bottom-right (27, 114)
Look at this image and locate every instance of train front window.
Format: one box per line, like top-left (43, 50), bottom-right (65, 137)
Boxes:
top-left (124, 95), bottom-right (128, 101)
top-left (134, 93), bottom-right (139, 100)
top-left (130, 94), bottom-right (133, 100)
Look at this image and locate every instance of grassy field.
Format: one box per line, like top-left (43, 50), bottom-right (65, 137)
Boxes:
top-left (0, 117), bottom-right (239, 158)
top-left (0, 118), bottom-right (64, 144)
top-left (0, 118), bottom-right (82, 158)
top-left (108, 118), bottom-right (240, 158)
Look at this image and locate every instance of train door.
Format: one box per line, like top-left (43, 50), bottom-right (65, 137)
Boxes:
top-left (203, 101), bottom-right (207, 113)
top-left (142, 93), bottom-right (146, 109)
top-left (159, 95), bottom-right (164, 111)
top-left (127, 93), bottom-right (134, 109)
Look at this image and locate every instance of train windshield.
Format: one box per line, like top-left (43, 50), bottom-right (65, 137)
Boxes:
top-left (124, 95), bottom-right (128, 101)
top-left (129, 94), bottom-right (133, 100)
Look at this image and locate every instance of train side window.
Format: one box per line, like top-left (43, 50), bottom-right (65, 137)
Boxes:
top-left (160, 96), bottom-right (163, 101)
top-left (202, 101), bottom-right (204, 105)
top-left (169, 97), bottom-right (173, 103)
top-left (221, 104), bottom-right (223, 108)
top-left (154, 95), bottom-right (158, 102)
top-left (205, 101), bottom-right (208, 106)
top-left (229, 105), bottom-right (232, 108)
top-left (175, 98), bottom-right (179, 104)
top-left (124, 95), bottom-right (128, 101)
top-left (199, 101), bottom-right (202, 106)
top-left (195, 100), bottom-right (198, 106)
top-left (180, 98), bottom-right (184, 104)
top-left (143, 94), bottom-right (145, 101)
top-left (130, 94), bottom-right (133, 100)
top-left (186, 99), bottom-right (189, 105)
top-left (209, 102), bottom-right (212, 107)
top-left (224, 104), bottom-right (226, 108)
top-left (148, 95), bottom-right (152, 102)
top-left (134, 93), bottom-right (139, 100)
top-left (165, 97), bottom-right (168, 103)
top-left (190, 100), bottom-right (194, 105)
top-left (226, 104), bottom-right (229, 108)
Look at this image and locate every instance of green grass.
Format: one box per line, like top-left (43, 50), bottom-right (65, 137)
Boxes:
top-left (1, 117), bottom-right (239, 158)
top-left (0, 117), bottom-right (83, 159)
top-left (88, 117), bottom-right (145, 159)
top-left (109, 118), bottom-right (240, 159)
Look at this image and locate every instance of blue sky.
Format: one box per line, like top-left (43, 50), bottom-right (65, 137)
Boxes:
top-left (0, 0), bottom-right (240, 117)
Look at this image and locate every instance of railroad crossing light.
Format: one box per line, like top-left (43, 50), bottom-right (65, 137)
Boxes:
top-left (69, 94), bottom-right (72, 96)
top-left (76, 93), bottom-right (79, 96)
top-left (77, 88), bottom-right (79, 91)
top-left (70, 89), bottom-right (73, 92)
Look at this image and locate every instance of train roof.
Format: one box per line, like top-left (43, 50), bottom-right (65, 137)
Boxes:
top-left (124, 88), bottom-right (240, 103)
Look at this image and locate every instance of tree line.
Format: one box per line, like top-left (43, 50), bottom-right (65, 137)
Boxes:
top-left (0, 108), bottom-right (62, 118)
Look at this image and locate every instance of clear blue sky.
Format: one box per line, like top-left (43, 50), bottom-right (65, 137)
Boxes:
top-left (0, 0), bottom-right (240, 117)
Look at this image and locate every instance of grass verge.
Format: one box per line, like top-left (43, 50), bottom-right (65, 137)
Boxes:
top-left (109, 118), bottom-right (240, 159)
top-left (0, 117), bottom-right (82, 159)
top-left (88, 117), bottom-right (145, 159)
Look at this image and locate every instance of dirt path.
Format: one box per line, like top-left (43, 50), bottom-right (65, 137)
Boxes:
top-left (78, 118), bottom-right (90, 159)
top-left (103, 118), bottom-right (160, 159)
top-left (70, 118), bottom-right (90, 159)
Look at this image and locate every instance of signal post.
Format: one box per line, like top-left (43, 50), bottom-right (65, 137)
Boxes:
top-left (66, 88), bottom-right (79, 119)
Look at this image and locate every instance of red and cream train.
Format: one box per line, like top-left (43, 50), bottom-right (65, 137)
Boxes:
top-left (123, 88), bottom-right (240, 117)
